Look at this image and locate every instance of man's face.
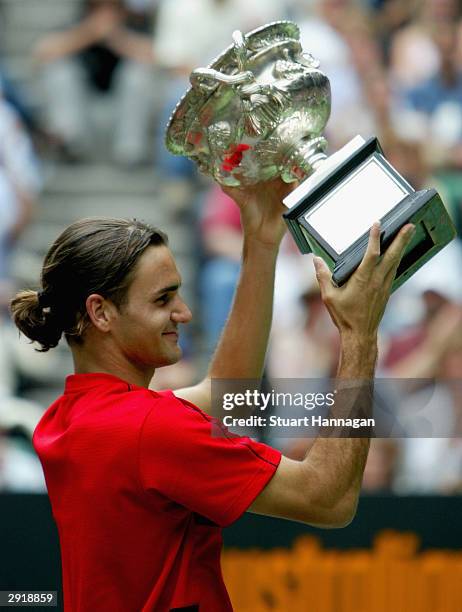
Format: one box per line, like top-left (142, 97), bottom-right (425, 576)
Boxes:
top-left (110, 246), bottom-right (192, 369)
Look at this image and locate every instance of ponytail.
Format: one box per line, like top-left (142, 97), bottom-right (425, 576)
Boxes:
top-left (10, 289), bottom-right (63, 352)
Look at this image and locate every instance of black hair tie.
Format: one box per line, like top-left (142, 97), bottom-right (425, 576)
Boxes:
top-left (37, 291), bottom-right (51, 309)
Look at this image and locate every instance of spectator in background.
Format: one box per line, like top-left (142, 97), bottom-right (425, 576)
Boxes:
top-left (294, 0), bottom-right (384, 149)
top-left (377, 133), bottom-right (460, 334)
top-left (389, 304), bottom-right (462, 494)
top-left (0, 327), bottom-right (46, 493)
top-left (362, 439), bottom-right (399, 493)
top-left (381, 133), bottom-right (429, 189)
top-left (388, 0), bottom-right (461, 90)
top-left (0, 94), bottom-right (44, 491)
top-left (268, 271), bottom-right (338, 381)
top-left (403, 23), bottom-right (462, 169)
top-left (0, 96), bottom-right (41, 308)
top-left (0, 341), bottom-right (46, 492)
top-left (0, 427), bottom-right (46, 491)
top-left (154, 0), bottom-right (287, 80)
top-left (379, 242), bottom-right (462, 493)
top-left (34, 0), bottom-right (156, 165)
top-left (382, 240), bottom-right (462, 380)
top-left (0, 68), bottom-right (38, 135)
top-left (199, 184), bottom-right (242, 355)
top-left (0, 168), bottom-right (21, 309)
top-left (367, 0), bottom-right (418, 63)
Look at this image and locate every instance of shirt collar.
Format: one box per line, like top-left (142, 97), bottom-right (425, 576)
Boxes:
top-left (64, 373), bottom-right (134, 394)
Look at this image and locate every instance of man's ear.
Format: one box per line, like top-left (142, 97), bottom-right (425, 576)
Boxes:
top-left (85, 294), bottom-right (118, 333)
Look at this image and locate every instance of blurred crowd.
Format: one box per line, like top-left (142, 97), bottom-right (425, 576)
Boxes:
top-left (1, 0), bottom-right (462, 495)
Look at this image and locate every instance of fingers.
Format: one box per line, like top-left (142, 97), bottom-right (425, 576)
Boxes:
top-left (221, 184), bottom-right (242, 200)
top-left (273, 178), bottom-right (299, 199)
top-left (221, 178), bottom-right (296, 201)
top-left (356, 222), bottom-right (381, 276)
top-left (220, 184), bottom-right (251, 210)
top-left (380, 223), bottom-right (415, 275)
top-left (381, 224), bottom-right (415, 289)
top-left (313, 256), bottom-right (333, 297)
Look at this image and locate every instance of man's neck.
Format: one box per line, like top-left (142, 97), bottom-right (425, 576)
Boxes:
top-left (71, 345), bottom-right (154, 388)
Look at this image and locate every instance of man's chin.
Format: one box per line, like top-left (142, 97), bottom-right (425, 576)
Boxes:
top-left (159, 346), bottom-right (183, 367)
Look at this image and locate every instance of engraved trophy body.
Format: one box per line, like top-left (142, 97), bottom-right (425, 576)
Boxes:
top-left (166, 21), bottom-right (455, 290)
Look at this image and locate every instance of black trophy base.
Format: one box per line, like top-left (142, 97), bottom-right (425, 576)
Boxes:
top-left (283, 136), bottom-right (456, 293)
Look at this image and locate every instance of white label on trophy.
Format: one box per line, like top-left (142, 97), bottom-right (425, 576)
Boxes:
top-left (283, 136), bottom-right (367, 209)
top-left (305, 158), bottom-right (408, 254)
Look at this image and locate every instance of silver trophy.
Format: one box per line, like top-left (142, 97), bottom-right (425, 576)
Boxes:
top-left (166, 21), bottom-right (455, 290)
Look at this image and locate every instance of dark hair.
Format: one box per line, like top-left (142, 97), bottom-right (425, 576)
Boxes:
top-left (10, 217), bottom-right (168, 352)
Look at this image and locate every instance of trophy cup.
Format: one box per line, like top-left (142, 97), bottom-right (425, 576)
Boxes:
top-left (166, 21), bottom-right (455, 290)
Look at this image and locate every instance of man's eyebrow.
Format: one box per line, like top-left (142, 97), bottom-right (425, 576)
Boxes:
top-left (153, 282), bottom-right (181, 297)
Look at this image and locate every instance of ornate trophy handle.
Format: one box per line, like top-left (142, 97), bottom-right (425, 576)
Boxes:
top-left (190, 68), bottom-right (254, 92)
top-left (190, 29), bottom-right (253, 93)
top-left (232, 30), bottom-right (248, 72)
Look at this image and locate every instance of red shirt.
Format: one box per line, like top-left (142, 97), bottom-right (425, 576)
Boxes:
top-left (33, 373), bottom-right (281, 612)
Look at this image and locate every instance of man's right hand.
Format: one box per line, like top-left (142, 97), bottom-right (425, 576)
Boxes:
top-left (313, 221), bottom-right (415, 343)
top-left (222, 178), bottom-right (297, 251)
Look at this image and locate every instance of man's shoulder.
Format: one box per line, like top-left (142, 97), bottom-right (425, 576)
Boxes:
top-left (33, 387), bottom-right (185, 457)
top-left (138, 389), bottom-right (213, 439)
top-left (143, 389), bottom-right (207, 420)
top-left (34, 385), bottom-right (176, 436)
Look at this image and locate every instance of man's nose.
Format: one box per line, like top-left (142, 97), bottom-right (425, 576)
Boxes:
top-left (171, 297), bottom-right (192, 324)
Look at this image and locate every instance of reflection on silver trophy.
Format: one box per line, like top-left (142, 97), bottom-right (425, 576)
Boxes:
top-left (166, 21), bottom-right (455, 289)
top-left (166, 21), bottom-right (329, 186)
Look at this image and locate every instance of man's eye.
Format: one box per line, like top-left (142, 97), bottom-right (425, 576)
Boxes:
top-left (156, 294), bottom-right (170, 305)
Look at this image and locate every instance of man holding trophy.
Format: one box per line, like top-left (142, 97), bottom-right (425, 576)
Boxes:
top-left (12, 21), bottom-right (452, 612)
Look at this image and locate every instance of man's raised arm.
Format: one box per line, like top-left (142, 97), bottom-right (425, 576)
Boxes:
top-left (177, 179), bottom-right (294, 411)
top-left (248, 221), bottom-right (415, 527)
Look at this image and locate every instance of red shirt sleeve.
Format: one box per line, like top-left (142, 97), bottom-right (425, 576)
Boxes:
top-left (138, 391), bottom-right (281, 527)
